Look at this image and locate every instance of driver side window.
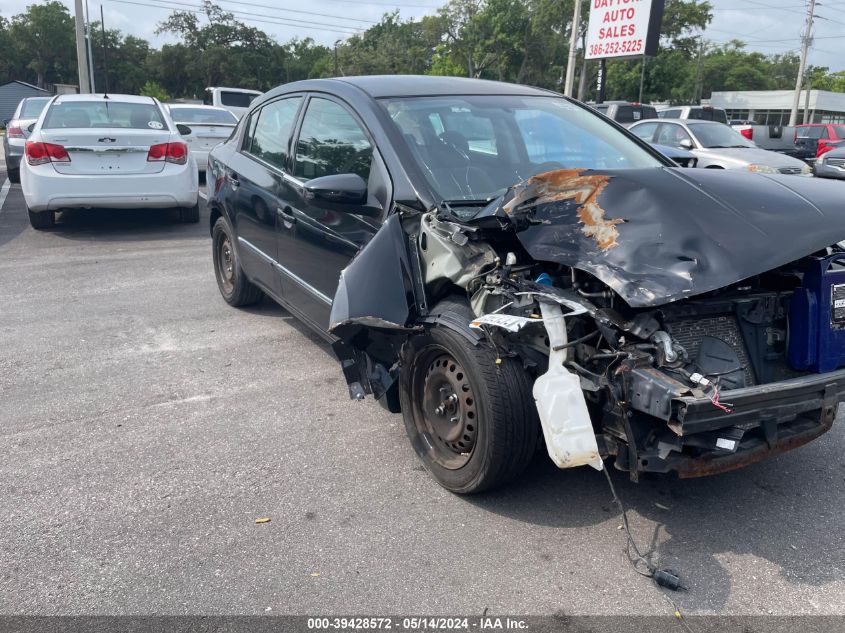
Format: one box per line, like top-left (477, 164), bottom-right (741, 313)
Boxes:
top-left (293, 98), bottom-right (373, 181)
top-left (656, 124), bottom-right (692, 149)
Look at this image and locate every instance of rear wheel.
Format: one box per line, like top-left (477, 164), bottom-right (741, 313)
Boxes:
top-left (180, 203), bottom-right (200, 223)
top-left (7, 167), bottom-right (20, 184)
top-left (27, 208), bottom-right (54, 230)
top-left (212, 216), bottom-right (263, 306)
top-left (399, 325), bottom-right (539, 494)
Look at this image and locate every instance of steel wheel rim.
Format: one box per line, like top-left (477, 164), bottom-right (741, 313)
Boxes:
top-left (413, 347), bottom-right (478, 470)
top-left (217, 234), bottom-right (235, 296)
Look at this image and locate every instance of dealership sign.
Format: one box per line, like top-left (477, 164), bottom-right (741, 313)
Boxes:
top-left (585, 0), bottom-right (665, 60)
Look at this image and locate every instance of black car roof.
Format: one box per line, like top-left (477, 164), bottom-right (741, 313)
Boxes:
top-left (271, 75), bottom-right (555, 99)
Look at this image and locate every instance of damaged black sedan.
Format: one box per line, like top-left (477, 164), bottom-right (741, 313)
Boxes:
top-left (207, 76), bottom-right (845, 493)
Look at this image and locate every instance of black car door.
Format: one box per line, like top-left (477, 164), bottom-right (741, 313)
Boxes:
top-left (275, 95), bottom-right (389, 330)
top-left (225, 96), bottom-right (303, 298)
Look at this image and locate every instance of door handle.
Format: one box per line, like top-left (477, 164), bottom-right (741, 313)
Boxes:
top-left (226, 171), bottom-right (240, 189)
top-left (277, 206), bottom-right (296, 227)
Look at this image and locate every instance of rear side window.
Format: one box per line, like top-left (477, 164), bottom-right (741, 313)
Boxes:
top-left (220, 91), bottom-right (258, 108)
top-left (245, 97), bottom-right (302, 170)
top-left (203, 89), bottom-right (213, 106)
top-left (20, 98), bottom-right (50, 118)
top-left (294, 98), bottom-right (373, 181)
top-left (42, 101), bottom-right (165, 130)
top-left (832, 125), bottom-right (845, 139)
top-left (631, 122), bottom-right (659, 141)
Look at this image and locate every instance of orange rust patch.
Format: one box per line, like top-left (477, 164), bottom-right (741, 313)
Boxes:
top-left (503, 168), bottom-right (621, 250)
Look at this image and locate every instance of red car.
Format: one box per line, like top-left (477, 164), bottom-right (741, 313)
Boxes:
top-left (794, 123), bottom-right (845, 160)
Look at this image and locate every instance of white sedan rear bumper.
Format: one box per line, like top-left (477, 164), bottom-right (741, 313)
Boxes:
top-left (21, 161), bottom-right (199, 212)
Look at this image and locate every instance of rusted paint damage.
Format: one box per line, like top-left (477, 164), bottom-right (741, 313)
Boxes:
top-left (502, 169), bottom-right (622, 250)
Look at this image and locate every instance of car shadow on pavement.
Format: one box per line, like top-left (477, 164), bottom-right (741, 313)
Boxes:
top-left (45, 207), bottom-right (208, 242)
top-left (0, 184), bottom-right (29, 249)
top-left (242, 297), bottom-right (335, 353)
top-left (464, 435), bottom-right (845, 610)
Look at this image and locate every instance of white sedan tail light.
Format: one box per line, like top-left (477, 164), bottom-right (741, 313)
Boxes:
top-left (147, 142), bottom-right (188, 165)
top-left (25, 141), bottom-right (71, 166)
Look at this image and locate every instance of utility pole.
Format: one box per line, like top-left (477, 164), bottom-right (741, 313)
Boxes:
top-left (73, 0), bottom-right (91, 93)
top-left (85, 0), bottom-right (96, 92)
top-left (789, 0), bottom-right (816, 126)
top-left (563, 0), bottom-right (582, 97)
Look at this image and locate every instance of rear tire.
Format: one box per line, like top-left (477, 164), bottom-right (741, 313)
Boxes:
top-left (212, 216), bottom-right (263, 307)
top-left (180, 203), bottom-right (200, 223)
top-left (7, 167), bottom-right (20, 184)
top-left (28, 208), bottom-right (54, 230)
top-left (399, 325), bottom-right (539, 494)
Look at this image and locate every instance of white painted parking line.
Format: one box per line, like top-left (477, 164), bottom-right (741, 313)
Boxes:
top-left (198, 190), bottom-right (207, 201)
top-left (0, 178), bottom-right (10, 212)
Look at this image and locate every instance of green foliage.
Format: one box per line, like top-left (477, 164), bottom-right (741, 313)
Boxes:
top-left (139, 80), bottom-right (170, 102)
top-left (0, 0), bottom-right (841, 106)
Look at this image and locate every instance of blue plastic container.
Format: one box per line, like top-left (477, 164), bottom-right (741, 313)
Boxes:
top-left (788, 253), bottom-right (845, 373)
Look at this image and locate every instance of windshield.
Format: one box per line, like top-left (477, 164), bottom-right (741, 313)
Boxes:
top-left (20, 98), bottom-right (50, 118)
top-left (688, 122), bottom-right (754, 148)
top-left (382, 95), bottom-right (663, 202)
top-left (43, 101), bottom-right (166, 130)
top-left (169, 107), bottom-right (237, 125)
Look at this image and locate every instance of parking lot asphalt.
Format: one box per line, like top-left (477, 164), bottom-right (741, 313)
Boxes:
top-left (1, 170), bottom-right (845, 617)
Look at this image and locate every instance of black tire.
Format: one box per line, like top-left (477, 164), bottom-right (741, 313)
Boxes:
top-left (211, 216), bottom-right (263, 307)
top-left (7, 167), bottom-right (20, 184)
top-left (28, 208), bottom-right (54, 230)
top-left (180, 203), bottom-right (200, 223)
top-left (399, 325), bottom-right (539, 494)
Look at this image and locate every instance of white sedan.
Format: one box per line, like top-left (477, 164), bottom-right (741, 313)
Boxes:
top-left (21, 93), bottom-right (199, 230)
top-left (166, 104), bottom-right (238, 172)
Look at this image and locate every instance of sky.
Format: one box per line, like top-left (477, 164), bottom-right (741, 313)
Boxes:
top-left (1, 0), bottom-right (843, 72)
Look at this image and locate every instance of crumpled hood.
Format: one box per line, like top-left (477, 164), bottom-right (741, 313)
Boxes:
top-left (480, 167), bottom-right (845, 307)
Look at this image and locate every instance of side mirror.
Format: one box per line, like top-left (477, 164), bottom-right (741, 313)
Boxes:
top-left (176, 124), bottom-right (192, 136)
top-left (304, 173), bottom-right (367, 206)
top-left (679, 138), bottom-right (694, 150)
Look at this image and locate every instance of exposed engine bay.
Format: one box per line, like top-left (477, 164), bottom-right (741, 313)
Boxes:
top-left (329, 168), bottom-right (845, 480)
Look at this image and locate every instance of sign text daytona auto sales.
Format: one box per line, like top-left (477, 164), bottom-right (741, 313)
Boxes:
top-left (585, 0), bottom-right (659, 60)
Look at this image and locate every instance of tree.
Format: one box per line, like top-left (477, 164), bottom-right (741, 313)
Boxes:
top-left (8, 1), bottom-right (76, 88)
top-left (139, 80), bottom-right (170, 102)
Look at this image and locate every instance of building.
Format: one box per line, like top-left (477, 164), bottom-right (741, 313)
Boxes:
top-left (0, 81), bottom-right (51, 124)
top-left (709, 90), bottom-right (845, 126)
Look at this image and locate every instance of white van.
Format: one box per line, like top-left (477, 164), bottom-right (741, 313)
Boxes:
top-left (203, 87), bottom-right (263, 119)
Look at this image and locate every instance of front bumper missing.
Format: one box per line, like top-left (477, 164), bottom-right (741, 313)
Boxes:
top-left (627, 368), bottom-right (845, 477)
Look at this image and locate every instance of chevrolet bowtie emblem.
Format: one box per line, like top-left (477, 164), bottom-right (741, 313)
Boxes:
top-left (98, 137), bottom-right (116, 143)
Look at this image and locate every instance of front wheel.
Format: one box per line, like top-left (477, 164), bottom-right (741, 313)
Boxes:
top-left (7, 167), bottom-right (20, 184)
top-left (399, 326), bottom-right (539, 494)
top-left (211, 216), bottom-right (263, 307)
